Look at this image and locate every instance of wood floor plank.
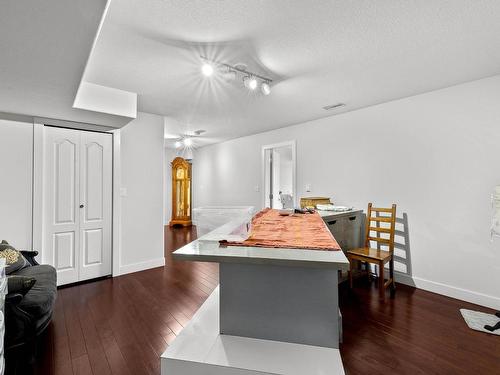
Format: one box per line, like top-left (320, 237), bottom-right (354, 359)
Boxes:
top-left (52, 291), bottom-right (75, 375)
top-left (77, 301), bottom-right (112, 375)
top-left (60, 288), bottom-right (88, 360)
top-left (71, 355), bottom-right (93, 375)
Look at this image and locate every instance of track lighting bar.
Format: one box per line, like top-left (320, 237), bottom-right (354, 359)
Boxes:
top-left (200, 55), bottom-right (273, 83)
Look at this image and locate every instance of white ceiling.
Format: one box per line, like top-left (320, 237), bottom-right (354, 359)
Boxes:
top-left (84, 0), bottom-right (500, 145)
top-left (0, 0), bottom-right (132, 128)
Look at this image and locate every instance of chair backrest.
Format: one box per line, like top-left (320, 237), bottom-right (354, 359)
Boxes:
top-left (364, 203), bottom-right (397, 253)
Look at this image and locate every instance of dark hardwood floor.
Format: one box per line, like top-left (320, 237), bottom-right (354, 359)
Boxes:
top-left (11, 226), bottom-right (499, 374)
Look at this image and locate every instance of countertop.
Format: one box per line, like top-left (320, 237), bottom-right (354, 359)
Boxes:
top-left (173, 216), bottom-right (349, 270)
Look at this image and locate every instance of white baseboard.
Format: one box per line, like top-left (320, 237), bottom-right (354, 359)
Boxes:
top-left (395, 272), bottom-right (500, 310)
top-left (118, 257), bottom-right (165, 276)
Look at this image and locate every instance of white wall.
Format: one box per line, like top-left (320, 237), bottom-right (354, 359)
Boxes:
top-left (194, 75), bottom-right (500, 309)
top-left (119, 112), bottom-right (165, 274)
top-left (0, 118), bottom-right (33, 249)
top-left (164, 147), bottom-right (176, 224)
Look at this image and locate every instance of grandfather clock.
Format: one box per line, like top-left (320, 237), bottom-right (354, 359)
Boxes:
top-left (169, 157), bottom-right (192, 226)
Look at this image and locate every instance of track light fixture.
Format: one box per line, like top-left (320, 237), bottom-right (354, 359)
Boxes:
top-left (200, 55), bottom-right (272, 95)
top-left (201, 62), bottom-right (214, 77)
top-left (221, 67), bottom-right (237, 81)
top-left (261, 81), bottom-right (271, 95)
top-left (243, 75), bottom-right (258, 90)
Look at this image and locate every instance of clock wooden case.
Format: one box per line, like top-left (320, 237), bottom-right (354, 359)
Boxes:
top-left (169, 157), bottom-right (192, 226)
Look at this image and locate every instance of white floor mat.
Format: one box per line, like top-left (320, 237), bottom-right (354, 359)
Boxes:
top-left (460, 309), bottom-right (500, 336)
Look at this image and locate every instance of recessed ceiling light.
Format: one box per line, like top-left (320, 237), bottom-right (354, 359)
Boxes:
top-left (261, 82), bottom-right (271, 95)
top-left (323, 103), bottom-right (346, 111)
top-left (201, 63), bottom-right (214, 77)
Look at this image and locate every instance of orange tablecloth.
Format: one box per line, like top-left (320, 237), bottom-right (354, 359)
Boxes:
top-left (220, 208), bottom-right (341, 251)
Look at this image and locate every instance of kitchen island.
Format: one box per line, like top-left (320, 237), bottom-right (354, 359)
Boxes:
top-left (161, 216), bottom-right (349, 375)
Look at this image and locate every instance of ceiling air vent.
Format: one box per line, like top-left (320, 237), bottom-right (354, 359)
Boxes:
top-left (322, 103), bottom-right (345, 111)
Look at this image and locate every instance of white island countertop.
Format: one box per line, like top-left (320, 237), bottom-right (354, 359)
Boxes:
top-left (173, 217), bottom-right (349, 270)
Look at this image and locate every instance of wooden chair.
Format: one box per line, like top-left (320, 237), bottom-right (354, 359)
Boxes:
top-left (347, 203), bottom-right (397, 301)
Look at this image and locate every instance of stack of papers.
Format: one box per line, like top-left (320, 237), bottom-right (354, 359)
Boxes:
top-left (316, 205), bottom-right (353, 212)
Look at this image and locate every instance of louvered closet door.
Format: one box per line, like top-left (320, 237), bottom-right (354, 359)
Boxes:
top-left (44, 127), bottom-right (112, 285)
top-left (44, 127), bottom-right (81, 285)
top-left (79, 131), bottom-right (112, 282)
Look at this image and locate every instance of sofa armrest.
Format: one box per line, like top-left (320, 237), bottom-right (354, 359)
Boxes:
top-left (5, 292), bottom-right (38, 349)
top-left (6, 293), bottom-right (24, 305)
top-left (20, 250), bottom-right (40, 266)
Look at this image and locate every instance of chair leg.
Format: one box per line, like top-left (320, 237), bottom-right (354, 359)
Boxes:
top-left (389, 258), bottom-right (396, 298)
top-left (379, 261), bottom-right (385, 301)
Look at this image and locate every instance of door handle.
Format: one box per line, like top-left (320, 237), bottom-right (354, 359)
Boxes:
top-left (80, 204), bottom-right (84, 208)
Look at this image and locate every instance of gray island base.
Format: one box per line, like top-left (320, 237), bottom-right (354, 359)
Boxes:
top-left (161, 218), bottom-right (349, 375)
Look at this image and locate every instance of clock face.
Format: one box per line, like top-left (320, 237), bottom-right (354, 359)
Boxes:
top-left (176, 168), bottom-right (185, 179)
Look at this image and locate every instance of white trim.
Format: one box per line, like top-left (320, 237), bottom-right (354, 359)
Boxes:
top-left (395, 272), bottom-right (500, 310)
top-left (32, 122), bottom-right (44, 262)
top-left (112, 129), bottom-right (121, 277)
top-left (118, 257), bottom-right (166, 277)
top-left (261, 140), bottom-right (297, 209)
top-left (33, 117), bottom-right (116, 132)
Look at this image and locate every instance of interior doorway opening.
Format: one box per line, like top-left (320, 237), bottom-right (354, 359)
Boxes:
top-left (262, 141), bottom-right (296, 209)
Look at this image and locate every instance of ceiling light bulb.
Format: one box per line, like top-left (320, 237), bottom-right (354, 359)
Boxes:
top-left (243, 76), bottom-right (258, 90)
top-left (183, 138), bottom-right (193, 147)
top-left (261, 82), bottom-right (271, 95)
top-left (174, 141), bottom-right (182, 149)
top-left (201, 63), bottom-right (214, 77)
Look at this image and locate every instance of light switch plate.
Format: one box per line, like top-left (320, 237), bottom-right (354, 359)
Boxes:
top-left (120, 187), bottom-right (127, 197)
top-left (305, 184), bottom-right (311, 192)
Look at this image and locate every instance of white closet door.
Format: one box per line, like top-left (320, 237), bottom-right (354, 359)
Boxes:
top-left (44, 127), bottom-right (81, 285)
top-left (79, 131), bottom-right (112, 282)
top-left (44, 127), bottom-right (112, 285)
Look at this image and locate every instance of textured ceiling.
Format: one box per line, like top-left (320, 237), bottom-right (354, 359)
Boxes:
top-left (84, 0), bottom-right (500, 146)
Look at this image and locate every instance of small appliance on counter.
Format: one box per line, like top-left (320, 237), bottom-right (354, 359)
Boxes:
top-left (300, 196), bottom-right (332, 209)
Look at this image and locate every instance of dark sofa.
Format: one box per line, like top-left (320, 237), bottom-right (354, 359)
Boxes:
top-left (5, 250), bottom-right (57, 349)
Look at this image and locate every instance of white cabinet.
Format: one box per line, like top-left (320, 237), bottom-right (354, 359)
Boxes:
top-left (43, 127), bottom-right (112, 285)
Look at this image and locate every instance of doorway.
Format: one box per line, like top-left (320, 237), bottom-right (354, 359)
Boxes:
top-left (262, 141), bottom-right (296, 209)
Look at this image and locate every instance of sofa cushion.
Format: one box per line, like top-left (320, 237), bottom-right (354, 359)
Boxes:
top-left (0, 240), bottom-right (31, 274)
top-left (15, 265), bottom-right (57, 317)
top-left (7, 275), bottom-right (36, 296)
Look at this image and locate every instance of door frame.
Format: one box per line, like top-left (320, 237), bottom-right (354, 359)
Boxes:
top-left (32, 122), bottom-right (120, 278)
top-left (261, 140), bottom-right (297, 209)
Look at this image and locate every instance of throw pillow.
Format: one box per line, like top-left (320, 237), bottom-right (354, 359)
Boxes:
top-left (0, 240), bottom-right (31, 275)
top-left (7, 275), bottom-right (36, 295)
